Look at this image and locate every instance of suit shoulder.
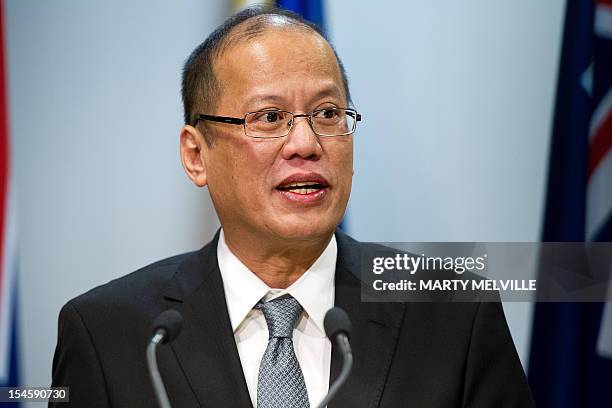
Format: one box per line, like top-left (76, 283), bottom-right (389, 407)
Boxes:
top-left (66, 251), bottom-right (197, 312)
top-left (335, 229), bottom-right (400, 253)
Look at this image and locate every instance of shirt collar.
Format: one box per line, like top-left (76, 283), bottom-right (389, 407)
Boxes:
top-left (217, 229), bottom-right (336, 336)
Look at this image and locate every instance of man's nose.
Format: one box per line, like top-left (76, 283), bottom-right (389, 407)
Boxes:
top-left (280, 116), bottom-right (322, 161)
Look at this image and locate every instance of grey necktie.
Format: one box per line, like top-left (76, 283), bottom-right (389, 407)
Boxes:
top-left (256, 296), bottom-right (310, 408)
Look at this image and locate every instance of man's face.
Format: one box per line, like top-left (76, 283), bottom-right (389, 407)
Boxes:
top-left (201, 28), bottom-right (353, 243)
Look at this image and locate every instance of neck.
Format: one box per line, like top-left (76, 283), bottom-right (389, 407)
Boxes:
top-left (222, 228), bottom-right (334, 289)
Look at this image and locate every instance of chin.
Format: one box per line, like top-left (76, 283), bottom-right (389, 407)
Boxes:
top-left (270, 216), bottom-right (339, 241)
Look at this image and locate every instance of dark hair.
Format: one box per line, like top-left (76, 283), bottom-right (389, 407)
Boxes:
top-left (181, 5), bottom-right (351, 141)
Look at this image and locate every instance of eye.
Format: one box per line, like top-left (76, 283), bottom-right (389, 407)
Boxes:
top-left (264, 111), bottom-right (279, 122)
top-left (250, 110), bottom-right (286, 123)
top-left (322, 109), bottom-right (337, 118)
top-left (313, 108), bottom-right (340, 120)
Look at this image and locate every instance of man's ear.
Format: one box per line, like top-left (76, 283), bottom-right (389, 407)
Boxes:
top-left (180, 125), bottom-right (209, 187)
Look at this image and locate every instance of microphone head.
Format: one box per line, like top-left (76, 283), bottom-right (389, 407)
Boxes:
top-left (324, 307), bottom-right (352, 340)
top-left (151, 309), bottom-right (183, 343)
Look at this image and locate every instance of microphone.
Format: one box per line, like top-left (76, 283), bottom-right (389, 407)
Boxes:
top-left (146, 310), bottom-right (183, 408)
top-left (316, 307), bottom-right (353, 408)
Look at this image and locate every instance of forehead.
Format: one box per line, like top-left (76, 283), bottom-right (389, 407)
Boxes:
top-left (213, 26), bottom-right (345, 105)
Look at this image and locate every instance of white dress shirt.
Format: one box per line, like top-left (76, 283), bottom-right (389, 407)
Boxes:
top-left (217, 229), bottom-right (336, 408)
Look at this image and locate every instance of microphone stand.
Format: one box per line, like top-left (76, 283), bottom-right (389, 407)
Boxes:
top-left (315, 333), bottom-right (353, 408)
top-left (147, 329), bottom-right (172, 408)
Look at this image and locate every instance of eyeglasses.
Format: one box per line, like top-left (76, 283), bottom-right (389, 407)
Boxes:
top-left (192, 108), bottom-right (362, 139)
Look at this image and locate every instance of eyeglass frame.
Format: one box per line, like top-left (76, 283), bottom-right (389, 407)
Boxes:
top-left (191, 108), bottom-right (362, 139)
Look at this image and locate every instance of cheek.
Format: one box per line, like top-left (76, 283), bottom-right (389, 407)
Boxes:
top-left (330, 141), bottom-right (354, 183)
top-left (218, 141), bottom-right (279, 196)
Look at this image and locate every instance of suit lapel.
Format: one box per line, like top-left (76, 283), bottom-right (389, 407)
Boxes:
top-left (330, 232), bottom-right (406, 408)
top-left (162, 232), bottom-right (253, 408)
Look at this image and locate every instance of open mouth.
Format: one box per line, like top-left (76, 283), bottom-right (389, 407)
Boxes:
top-left (276, 181), bottom-right (328, 195)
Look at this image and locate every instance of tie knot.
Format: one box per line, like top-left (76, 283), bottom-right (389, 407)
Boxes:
top-left (257, 296), bottom-right (304, 338)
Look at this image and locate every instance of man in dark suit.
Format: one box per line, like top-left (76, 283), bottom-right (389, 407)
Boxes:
top-left (52, 6), bottom-right (535, 407)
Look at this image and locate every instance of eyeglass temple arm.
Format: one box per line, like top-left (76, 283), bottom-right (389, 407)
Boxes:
top-left (193, 114), bottom-right (245, 126)
top-left (346, 111), bottom-right (362, 121)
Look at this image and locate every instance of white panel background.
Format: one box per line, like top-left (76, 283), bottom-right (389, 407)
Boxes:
top-left (326, 0), bottom-right (565, 368)
top-left (5, 0), bottom-right (224, 399)
top-left (4, 0), bottom-right (566, 396)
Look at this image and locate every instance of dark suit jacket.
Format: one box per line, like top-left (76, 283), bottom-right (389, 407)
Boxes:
top-left (51, 231), bottom-right (535, 407)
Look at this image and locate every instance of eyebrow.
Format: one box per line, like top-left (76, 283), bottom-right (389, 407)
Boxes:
top-left (243, 85), bottom-right (345, 111)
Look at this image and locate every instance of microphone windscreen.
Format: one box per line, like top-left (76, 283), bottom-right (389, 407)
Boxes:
top-left (324, 307), bottom-right (352, 340)
top-left (151, 309), bottom-right (183, 343)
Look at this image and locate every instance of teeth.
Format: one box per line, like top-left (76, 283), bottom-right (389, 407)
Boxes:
top-left (278, 181), bottom-right (325, 194)
top-left (284, 182), bottom-right (318, 188)
top-left (292, 188), bottom-right (317, 194)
